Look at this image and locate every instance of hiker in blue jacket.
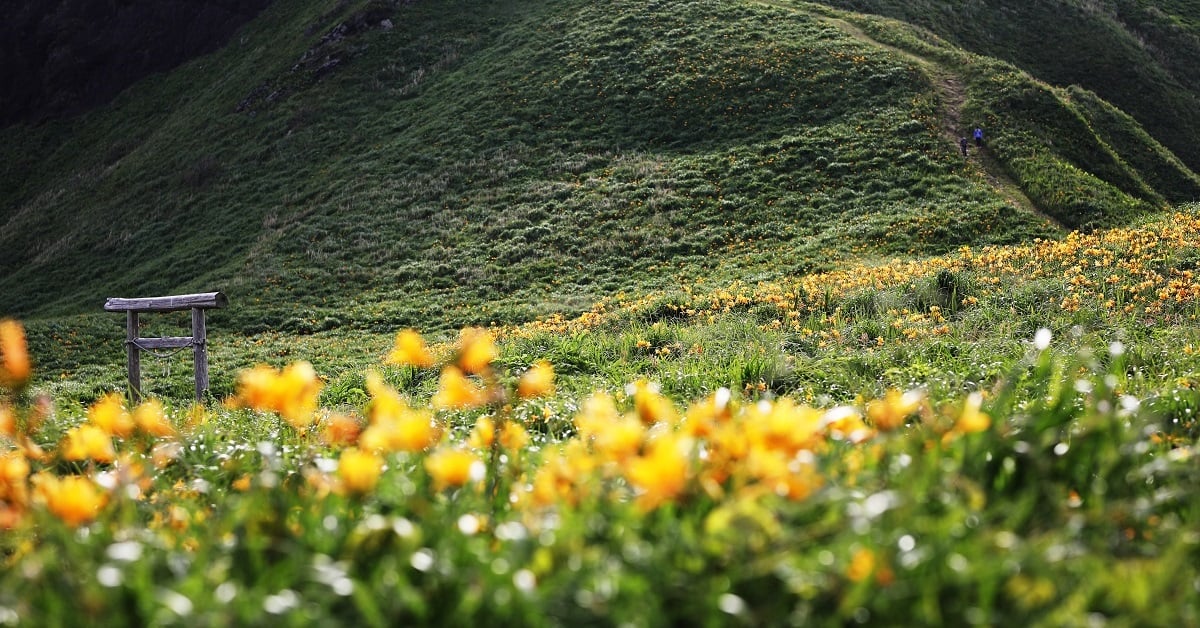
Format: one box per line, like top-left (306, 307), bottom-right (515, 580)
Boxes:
top-left (974, 127), bottom-right (984, 147)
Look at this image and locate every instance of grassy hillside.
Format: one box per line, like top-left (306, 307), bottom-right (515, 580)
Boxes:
top-left (818, 0), bottom-right (1200, 173)
top-left (3, 0), bottom-right (1196, 343)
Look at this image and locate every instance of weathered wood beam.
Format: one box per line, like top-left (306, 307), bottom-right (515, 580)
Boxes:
top-left (132, 337), bottom-right (194, 350)
top-left (104, 292), bottom-right (227, 313)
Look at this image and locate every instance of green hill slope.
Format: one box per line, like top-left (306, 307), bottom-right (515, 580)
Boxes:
top-left (819, 0), bottom-right (1200, 173)
top-left (1, 0), bottom-right (1196, 338)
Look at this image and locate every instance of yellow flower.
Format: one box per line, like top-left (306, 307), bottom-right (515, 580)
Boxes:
top-left (747, 398), bottom-right (824, 454)
top-left (339, 448), bottom-right (384, 494)
top-left (37, 474), bottom-right (106, 527)
top-left (360, 410), bottom-right (440, 453)
top-left (321, 413), bottom-right (362, 447)
top-left (592, 415), bottom-right (645, 463)
top-left (361, 375), bottom-right (440, 452)
top-left (275, 362), bottom-right (323, 427)
top-left (0, 450), bottom-right (29, 484)
top-left (0, 403), bottom-right (14, 438)
top-left (61, 424), bottom-right (117, 463)
top-left (681, 388), bottom-right (734, 438)
top-left (425, 448), bottom-right (483, 490)
top-left (824, 406), bottom-right (875, 443)
top-left (625, 435), bottom-right (690, 510)
top-left (954, 392), bottom-right (991, 434)
top-left (469, 415), bottom-right (495, 449)
top-left (846, 548), bottom-right (876, 583)
top-left (386, 329), bottom-right (435, 368)
top-left (432, 366), bottom-right (487, 410)
top-left (0, 451), bottom-right (31, 508)
top-left (234, 362), bottom-right (323, 428)
top-left (365, 371), bottom-right (409, 423)
top-left (499, 420), bottom-right (530, 452)
top-left (88, 393), bottom-right (134, 438)
top-left (456, 328), bottom-right (497, 374)
top-left (574, 392), bottom-right (621, 439)
top-left (630, 380), bottom-right (677, 425)
top-left (133, 399), bottom-right (175, 438)
top-left (517, 361), bottom-right (555, 399)
top-left (866, 389), bottom-right (923, 431)
top-left (0, 319), bottom-right (31, 390)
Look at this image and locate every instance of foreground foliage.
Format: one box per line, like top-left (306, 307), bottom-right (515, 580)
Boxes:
top-left (2, 300), bottom-right (1198, 625)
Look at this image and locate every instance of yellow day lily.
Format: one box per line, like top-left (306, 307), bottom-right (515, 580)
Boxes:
top-left (517, 361), bottom-right (555, 399)
top-left (36, 474), bottom-right (107, 528)
top-left (0, 319), bottom-right (31, 390)
top-left (386, 329), bottom-right (435, 368)
top-left (339, 448), bottom-right (384, 494)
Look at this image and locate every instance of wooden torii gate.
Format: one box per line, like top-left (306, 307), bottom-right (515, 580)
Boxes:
top-left (103, 292), bottom-right (228, 402)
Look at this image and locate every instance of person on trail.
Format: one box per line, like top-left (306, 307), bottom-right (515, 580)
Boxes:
top-left (974, 127), bottom-right (984, 147)
top-left (959, 136), bottom-right (969, 157)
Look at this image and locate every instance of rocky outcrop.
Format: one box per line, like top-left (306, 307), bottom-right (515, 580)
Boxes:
top-left (0, 0), bottom-right (275, 127)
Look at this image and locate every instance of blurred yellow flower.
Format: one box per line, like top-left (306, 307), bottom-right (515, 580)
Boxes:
top-left (339, 447), bottom-right (384, 494)
top-left (574, 392), bottom-right (621, 439)
top-left (457, 328), bottom-right (497, 374)
top-left (625, 435), bottom-right (690, 510)
top-left (954, 392), bottom-right (991, 434)
top-left (432, 366), bottom-right (487, 410)
top-left (0, 450), bottom-right (29, 484)
top-left (867, 389), bottom-right (923, 432)
top-left (386, 329), bottom-right (435, 368)
top-left (0, 403), bottom-right (14, 438)
top-left (362, 374), bottom-right (440, 452)
top-left (630, 380), bottom-right (677, 425)
top-left (824, 406), bottom-right (875, 443)
top-left (517, 361), bottom-right (555, 399)
top-left (425, 448), bottom-right (483, 490)
top-left (592, 415), bottom-right (645, 463)
top-left (62, 424), bottom-right (117, 463)
top-left (681, 388), bottom-right (733, 438)
top-left (747, 399), bottom-right (823, 454)
top-left (235, 362), bottom-right (323, 428)
top-left (846, 548), bottom-right (876, 583)
top-left (0, 319), bottom-right (31, 390)
top-left (469, 415), bottom-right (496, 449)
top-left (37, 474), bottom-right (106, 527)
top-left (365, 371), bottom-right (409, 422)
top-left (321, 413), bottom-right (362, 447)
top-left (88, 393), bottom-right (134, 438)
top-left (360, 409), bottom-right (440, 453)
top-left (500, 420), bottom-right (530, 452)
top-left (133, 399), bottom-right (175, 438)
top-left (0, 451), bottom-right (31, 509)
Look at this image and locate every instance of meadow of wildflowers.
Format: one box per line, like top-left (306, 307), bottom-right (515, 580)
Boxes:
top-left (3, 210), bottom-right (1200, 625)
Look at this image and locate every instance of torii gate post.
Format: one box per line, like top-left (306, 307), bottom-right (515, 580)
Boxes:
top-left (103, 292), bottom-right (228, 402)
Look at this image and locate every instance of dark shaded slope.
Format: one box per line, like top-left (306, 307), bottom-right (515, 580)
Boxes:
top-left (0, 0), bottom-right (275, 126)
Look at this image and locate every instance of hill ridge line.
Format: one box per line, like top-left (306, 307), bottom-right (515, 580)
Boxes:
top-left (749, 0), bottom-right (1063, 230)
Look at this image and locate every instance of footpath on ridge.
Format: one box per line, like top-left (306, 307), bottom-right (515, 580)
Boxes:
top-left (752, 0), bottom-right (1063, 230)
